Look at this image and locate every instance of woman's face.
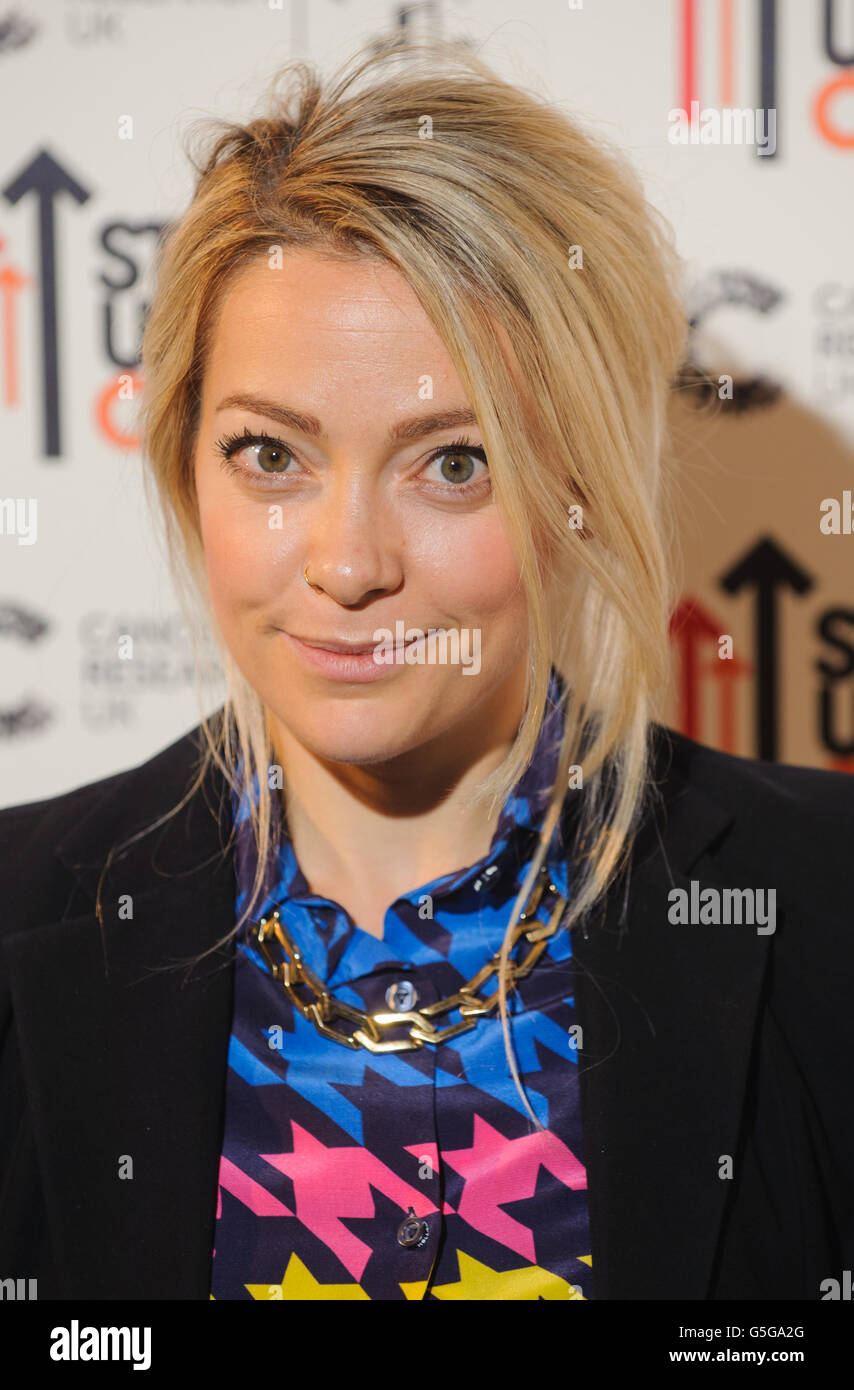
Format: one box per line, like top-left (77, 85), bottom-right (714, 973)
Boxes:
top-left (192, 250), bottom-right (530, 770)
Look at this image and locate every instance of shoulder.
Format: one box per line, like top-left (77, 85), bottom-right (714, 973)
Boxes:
top-left (651, 722), bottom-right (854, 869)
top-left (0, 720), bottom-right (208, 841)
top-left (652, 721), bottom-right (854, 818)
top-left (646, 723), bottom-right (854, 939)
top-left (0, 716), bottom-right (222, 936)
top-left (650, 722), bottom-right (854, 968)
top-left (0, 760), bottom-right (135, 852)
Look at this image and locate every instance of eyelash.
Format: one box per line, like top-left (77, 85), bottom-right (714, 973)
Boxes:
top-left (213, 426), bottom-right (489, 497)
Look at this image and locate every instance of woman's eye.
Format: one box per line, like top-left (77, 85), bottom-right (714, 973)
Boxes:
top-left (215, 431), bottom-right (296, 481)
top-left (425, 445), bottom-right (489, 489)
top-left (242, 440), bottom-right (293, 474)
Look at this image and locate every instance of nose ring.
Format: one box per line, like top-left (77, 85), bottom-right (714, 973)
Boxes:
top-left (304, 564), bottom-right (320, 591)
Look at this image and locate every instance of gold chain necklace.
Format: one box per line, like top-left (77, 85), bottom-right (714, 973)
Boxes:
top-left (249, 863), bottom-right (568, 1053)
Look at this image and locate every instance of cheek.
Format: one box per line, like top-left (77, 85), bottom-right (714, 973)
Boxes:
top-left (415, 516), bottom-right (524, 620)
top-left (196, 484), bottom-right (288, 610)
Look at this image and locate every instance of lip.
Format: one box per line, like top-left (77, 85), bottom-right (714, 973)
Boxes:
top-left (291, 636), bottom-right (388, 654)
top-left (278, 629), bottom-right (424, 682)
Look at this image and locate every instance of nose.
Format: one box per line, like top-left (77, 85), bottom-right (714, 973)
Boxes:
top-left (302, 467), bottom-right (404, 606)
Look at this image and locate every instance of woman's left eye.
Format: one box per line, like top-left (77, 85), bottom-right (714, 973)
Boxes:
top-left (423, 441), bottom-right (489, 493)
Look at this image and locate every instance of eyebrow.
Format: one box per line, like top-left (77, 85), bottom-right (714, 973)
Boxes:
top-left (214, 392), bottom-right (479, 444)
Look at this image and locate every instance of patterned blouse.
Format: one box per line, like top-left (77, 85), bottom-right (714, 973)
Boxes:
top-left (210, 669), bottom-right (592, 1300)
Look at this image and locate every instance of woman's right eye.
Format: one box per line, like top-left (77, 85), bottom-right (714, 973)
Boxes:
top-left (214, 430), bottom-right (297, 482)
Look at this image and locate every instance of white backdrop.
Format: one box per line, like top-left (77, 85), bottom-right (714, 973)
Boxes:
top-left (2, 0), bottom-right (854, 805)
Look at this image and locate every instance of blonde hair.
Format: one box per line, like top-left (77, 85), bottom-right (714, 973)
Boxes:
top-left (116, 36), bottom-right (689, 1126)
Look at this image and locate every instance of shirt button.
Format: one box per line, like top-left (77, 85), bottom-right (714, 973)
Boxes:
top-left (397, 1206), bottom-right (430, 1249)
top-left (386, 980), bottom-right (418, 1012)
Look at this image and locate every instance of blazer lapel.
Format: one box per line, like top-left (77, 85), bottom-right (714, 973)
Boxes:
top-left (4, 719), bottom-right (771, 1300)
top-left (3, 725), bottom-right (237, 1299)
top-left (573, 737), bottom-right (774, 1300)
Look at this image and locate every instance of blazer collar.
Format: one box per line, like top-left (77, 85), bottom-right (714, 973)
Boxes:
top-left (4, 717), bottom-right (768, 1299)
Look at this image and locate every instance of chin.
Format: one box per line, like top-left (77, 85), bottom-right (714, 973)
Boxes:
top-left (287, 720), bottom-right (424, 768)
top-left (269, 688), bottom-right (428, 762)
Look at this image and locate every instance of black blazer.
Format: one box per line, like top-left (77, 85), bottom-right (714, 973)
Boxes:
top-left (2, 714), bottom-right (853, 1301)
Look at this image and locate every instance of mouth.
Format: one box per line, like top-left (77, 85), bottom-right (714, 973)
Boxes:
top-left (282, 632), bottom-right (423, 654)
top-left (275, 628), bottom-right (428, 682)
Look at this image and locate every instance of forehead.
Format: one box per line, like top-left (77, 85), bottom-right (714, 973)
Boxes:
top-left (198, 250), bottom-right (472, 426)
top-left (206, 252), bottom-right (447, 354)
top-left (198, 249), bottom-right (530, 436)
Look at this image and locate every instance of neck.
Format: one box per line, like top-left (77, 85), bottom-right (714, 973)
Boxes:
top-left (267, 667), bottom-right (529, 937)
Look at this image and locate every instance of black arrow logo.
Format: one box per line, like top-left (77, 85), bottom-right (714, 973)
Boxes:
top-left (3, 149), bottom-right (92, 457)
top-left (719, 535), bottom-right (814, 761)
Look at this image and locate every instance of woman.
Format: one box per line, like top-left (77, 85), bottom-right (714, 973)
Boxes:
top-left (1, 38), bottom-right (853, 1303)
